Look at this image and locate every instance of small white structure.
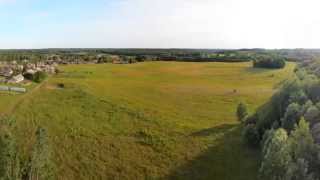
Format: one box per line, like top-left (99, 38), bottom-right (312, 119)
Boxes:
top-left (8, 74), bottom-right (24, 83)
top-left (0, 86), bottom-right (26, 93)
top-left (0, 86), bottom-right (9, 91)
top-left (25, 69), bottom-right (36, 75)
top-left (9, 87), bottom-right (26, 93)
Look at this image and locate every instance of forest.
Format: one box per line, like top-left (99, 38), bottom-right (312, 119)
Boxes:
top-left (241, 53), bottom-right (320, 179)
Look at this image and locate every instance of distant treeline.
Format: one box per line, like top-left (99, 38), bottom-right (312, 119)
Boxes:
top-left (253, 55), bottom-right (286, 69)
top-left (0, 48), bottom-right (319, 63)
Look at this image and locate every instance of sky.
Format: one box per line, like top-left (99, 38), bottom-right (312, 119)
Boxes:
top-left (0, 0), bottom-right (319, 49)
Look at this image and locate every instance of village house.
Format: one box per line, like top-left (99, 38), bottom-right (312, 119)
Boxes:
top-left (0, 66), bottom-right (14, 77)
top-left (25, 69), bottom-right (36, 75)
top-left (8, 74), bottom-right (24, 84)
top-left (25, 63), bottom-right (36, 70)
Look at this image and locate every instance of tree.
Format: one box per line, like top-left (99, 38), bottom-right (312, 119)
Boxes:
top-left (304, 106), bottom-right (320, 125)
top-left (302, 100), bottom-right (314, 115)
top-left (237, 102), bottom-right (248, 122)
top-left (288, 118), bottom-right (316, 166)
top-left (289, 90), bottom-right (308, 105)
top-left (282, 103), bottom-right (302, 131)
top-left (33, 71), bottom-right (47, 83)
top-left (259, 128), bottom-right (291, 180)
top-left (304, 80), bottom-right (320, 102)
top-left (284, 118), bottom-right (317, 180)
top-left (285, 158), bottom-right (315, 180)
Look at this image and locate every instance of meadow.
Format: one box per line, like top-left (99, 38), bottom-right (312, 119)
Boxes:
top-left (0, 61), bottom-right (295, 179)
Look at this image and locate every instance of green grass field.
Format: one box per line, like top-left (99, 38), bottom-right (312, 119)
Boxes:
top-left (0, 61), bottom-right (295, 180)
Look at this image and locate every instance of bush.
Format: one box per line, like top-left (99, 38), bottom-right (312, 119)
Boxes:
top-left (237, 102), bottom-right (248, 123)
top-left (243, 124), bottom-right (260, 147)
top-left (23, 73), bottom-right (34, 81)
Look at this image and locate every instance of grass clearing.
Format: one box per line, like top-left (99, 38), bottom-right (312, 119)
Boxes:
top-left (0, 61), bottom-right (295, 179)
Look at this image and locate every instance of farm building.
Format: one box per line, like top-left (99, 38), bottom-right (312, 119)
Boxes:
top-left (25, 69), bottom-right (36, 75)
top-left (0, 86), bottom-right (9, 91)
top-left (0, 67), bottom-right (13, 77)
top-left (9, 87), bottom-right (26, 93)
top-left (8, 74), bottom-right (24, 83)
top-left (0, 85), bottom-right (26, 93)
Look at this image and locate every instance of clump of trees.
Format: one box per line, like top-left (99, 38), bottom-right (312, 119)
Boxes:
top-left (25, 71), bottom-right (48, 83)
top-left (241, 58), bottom-right (320, 179)
top-left (33, 71), bottom-right (47, 83)
top-left (259, 119), bottom-right (317, 180)
top-left (253, 55), bottom-right (286, 69)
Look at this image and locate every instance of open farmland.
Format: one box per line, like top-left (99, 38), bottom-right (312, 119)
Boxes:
top-left (0, 61), bottom-right (295, 180)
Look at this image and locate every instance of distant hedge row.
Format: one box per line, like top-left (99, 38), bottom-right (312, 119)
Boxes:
top-left (253, 55), bottom-right (286, 69)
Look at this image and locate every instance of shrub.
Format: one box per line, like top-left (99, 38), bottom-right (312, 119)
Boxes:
top-left (57, 83), bottom-right (65, 89)
top-left (23, 73), bottom-right (35, 81)
top-left (237, 102), bottom-right (248, 123)
top-left (243, 124), bottom-right (260, 147)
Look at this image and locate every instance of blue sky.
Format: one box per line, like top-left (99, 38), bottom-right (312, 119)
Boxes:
top-left (0, 0), bottom-right (320, 49)
top-left (0, 0), bottom-right (122, 48)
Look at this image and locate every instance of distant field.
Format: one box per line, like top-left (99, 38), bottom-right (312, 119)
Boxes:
top-left (0, 61), bottom-right (295, 180)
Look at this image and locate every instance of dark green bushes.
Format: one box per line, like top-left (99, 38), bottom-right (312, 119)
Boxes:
top-left (24, 71), bottom-right (47, 83)
top-left (253, 55), bottom-right (286, 69)
top-left (237, 102), bottom-right (248, 122)
top-left (33, 71), bottom-right (47, 83)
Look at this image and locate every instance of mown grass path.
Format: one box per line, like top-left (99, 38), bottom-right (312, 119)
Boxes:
top-left (3, 79), bottom-right (48, 115)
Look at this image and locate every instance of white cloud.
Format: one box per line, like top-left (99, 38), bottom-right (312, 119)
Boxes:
top-left (85, 0), bottom-right (320, 49)
top-left (1, 0), bottom-right (320, 48)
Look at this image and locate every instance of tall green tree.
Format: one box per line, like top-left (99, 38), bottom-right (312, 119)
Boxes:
top-left (284, 118), bottom-right (317, 180)
top-left (285, 158), bottom-right (315, 180)
top-left (260, 128), bottom-right (291, 180)
top-left (304, 106), bottom-right (320, 125)
top-left (282, 103), bottom-right (302, 131)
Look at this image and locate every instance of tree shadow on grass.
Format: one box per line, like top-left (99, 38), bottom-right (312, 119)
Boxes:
top-left (244, 67), bottom-right (278, 74)
top-left (190, 124), bottom-right (236, 137)
top-left (166, 124), bottom-right (259, 180)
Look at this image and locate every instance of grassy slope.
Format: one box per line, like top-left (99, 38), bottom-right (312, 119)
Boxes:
top-left (1, 62), bottom-right (295, 180)
top-left (0, 82), bottom-right (37, 115)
